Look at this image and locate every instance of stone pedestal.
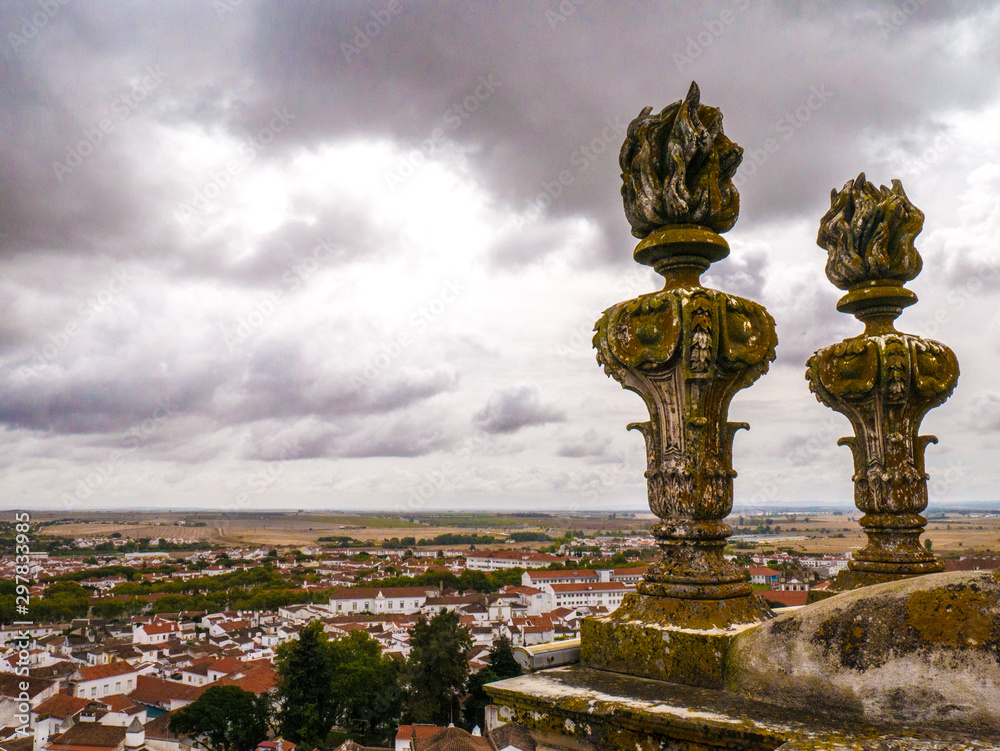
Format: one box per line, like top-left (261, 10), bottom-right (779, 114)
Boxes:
top-left (579, 592), bottom-right (769, 688)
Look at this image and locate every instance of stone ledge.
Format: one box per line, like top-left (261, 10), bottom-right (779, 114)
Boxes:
top-left (725, 569), bottom-right (1000, 736)
top-left (485, 666), bottom-right (999, 751)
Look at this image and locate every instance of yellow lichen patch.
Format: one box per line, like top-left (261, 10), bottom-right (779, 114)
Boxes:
top-left (906, 587), bottom-right (996, 647)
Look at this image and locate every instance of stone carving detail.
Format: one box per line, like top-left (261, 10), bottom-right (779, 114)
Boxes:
top-left (594, 83), bottom-right (776, 604)
top-left (806, 174), bottom-right (959, 588)
top-left (619, 82), bottom-right (743, 238)
top-left (818, 173), bottom-right (923, 289)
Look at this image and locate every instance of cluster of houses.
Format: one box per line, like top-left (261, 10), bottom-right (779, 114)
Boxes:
top-left (0, 560), bottom-right (654, 751)
top-left (0, 540), bottom-right (900, 751)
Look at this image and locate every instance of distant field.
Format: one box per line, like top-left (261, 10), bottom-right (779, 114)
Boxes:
top-left (30, 509), bottom-right (652, 548)
top-left (27, 510), bottom-right (1000, 557)
top-left (733, 512), bottom-right (1000, 558)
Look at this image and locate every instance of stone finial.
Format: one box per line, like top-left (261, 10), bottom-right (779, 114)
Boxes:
top-left (817, 172), bottom-right (924, 290)
top-left (619, 82), bottom-right (743, 238)
top-left (807, 176), bottom-right (958, 591)
top-left (589, 84), bottom-right (775, 641)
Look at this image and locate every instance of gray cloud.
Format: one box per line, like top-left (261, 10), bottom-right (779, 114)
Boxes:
top-left (474, 384), bottom-right (566, 434)
top-left (2, 1), bottom-right (999, 508)
top-left (557, 428), bottom-right (611, 458)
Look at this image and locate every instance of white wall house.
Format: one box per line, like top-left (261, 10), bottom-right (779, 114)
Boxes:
top-left (540, 582), bottom-right (630, 612)
top-left (133, 621), bottom-right (179, 644)
top-left (328, 587), bottom-right (433, 615)
top-left (465, 551), bottom-right (564, 571)
top-left (72, 661), bottom-right (140, 700)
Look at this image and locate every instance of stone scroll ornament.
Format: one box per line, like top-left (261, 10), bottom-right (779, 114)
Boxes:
top-left (807, 173), bottom-right (959, 589)
top-left (593, 82), bottom-right (777, 611)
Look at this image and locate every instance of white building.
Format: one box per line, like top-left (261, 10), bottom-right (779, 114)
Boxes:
top-left (133, 621), bottom-right (179, 645)
top-left (72, 661), bottom-right (140, 700)
top-left (465, 551), bottom-right (565, 571)
top-left (328, 586), bottom-right (435, 615)
top-left (540, 582), bottom-right (630, 612)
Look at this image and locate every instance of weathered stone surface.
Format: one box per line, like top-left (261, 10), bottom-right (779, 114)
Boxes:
top-left (807, 174), bottom-right (958, 587)
top-left (620, 82), bottom-right (743, 238)
top-left (724, 570), bottom-right (1000, 735)
top-left (818, 173), bottom-right (924, 290)
top-left (485, 664), bottom-right (998, 751)
top-left (580, 593), bottom-right (768, 688)
top-left (594, 273), bottom-right (777, 602)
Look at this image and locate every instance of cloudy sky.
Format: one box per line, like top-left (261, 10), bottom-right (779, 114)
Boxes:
top-left (2, 1), bottom-right (1000, 514)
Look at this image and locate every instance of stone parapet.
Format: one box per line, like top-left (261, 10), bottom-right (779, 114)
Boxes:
top-left (487, 570), bottom-right (1000, 749)
top-left (485, 664), bottom-right (995, 751)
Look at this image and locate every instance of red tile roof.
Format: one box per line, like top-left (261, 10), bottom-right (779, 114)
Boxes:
top-left (75, 661), bottom-right (138, 683)
top-left (46, 722), bottom-right (126, 751)
top-left (549, 582), bottom-right (627, 592)
top-left (209, 657), bottom-right (244, 675)
top-left (396, 725), bottom-right (448, 741)
top-left (216, 665), bottom-right (277, 695)
top-left (100, 693), bottom-right (139, 713)
top-left (32, 693), bottom-right (91, 720)
top-left (0, 672), bottom-right (54, 700)
top-left (127, 674), bottom-right (203, 708)
top-left (759, 590), bottom-right (809, 608)
top-left (330, 587), bottom-right (430, 599)
top-left (138, 622), bottom-right (178, 635)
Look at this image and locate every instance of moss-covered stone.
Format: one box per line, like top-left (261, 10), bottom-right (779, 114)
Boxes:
top-left (484, 665), bottom-right (998, 751)
top-left (724, 570), bottom-right (1000, 735)
top-left (579, 592), bottom-right (771, 688)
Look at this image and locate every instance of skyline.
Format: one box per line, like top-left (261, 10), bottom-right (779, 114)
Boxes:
top-left (3, 2), bottom-right (1000, 512)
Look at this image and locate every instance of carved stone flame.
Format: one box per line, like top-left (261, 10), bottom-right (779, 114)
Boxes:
top-left (619, 82), bottom-right (743, 239)
top-left (818, 172), bottom-right (924, 290)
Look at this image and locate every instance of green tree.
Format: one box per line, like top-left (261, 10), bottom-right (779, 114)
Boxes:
top-left (330, 631), bottom-right (403, 735)
top-left (275, 621), bottom-right (336, 747)
top-left (924, 538), bottom-right (933, 551)
top-left (608, 551), bottom-right (628, 567)
top-left (462, 636), bottom-right (521, 730)
top-left (169, 685), bottom-right (270, 751)
top-left (404, 610), bottom-right (472, 725)
top-left (486, 635), bottom-right (521, 679)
